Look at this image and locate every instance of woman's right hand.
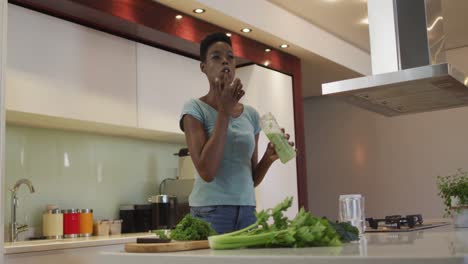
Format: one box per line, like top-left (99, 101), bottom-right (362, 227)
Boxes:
top-left (214, 73), bottom-right (245, 114)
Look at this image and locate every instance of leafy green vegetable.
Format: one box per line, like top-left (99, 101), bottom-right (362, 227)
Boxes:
top-left (152, 229), bottom-right (170, 240)
top-left (328, 220), bottom-right (359, 243)
top-left (170, 214), bottom-right (217, 241)
top-left (208, 197), bottom-right (344, 250)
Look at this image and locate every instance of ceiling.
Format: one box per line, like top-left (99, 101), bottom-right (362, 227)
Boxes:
top-left (156, 0), bottom-right (468, 98)
top-left (156, 0), bottom-right (325, 62)
top-left (267, 0), bottom-right (468, 53)
top-left (268, 0), bottom-right (370, 52)
top-left (156, 0), bottom-right (363, 97)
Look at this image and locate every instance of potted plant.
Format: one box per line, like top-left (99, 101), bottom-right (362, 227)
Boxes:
top-left (437, 169), bottom-right (468, 227)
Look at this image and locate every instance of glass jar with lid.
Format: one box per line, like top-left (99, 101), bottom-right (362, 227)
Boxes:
top-left (42, 205), bottom-right (63, 239)
top-left (79, 209), bottom-right (93, 237)
top-left (62, 209), bottom-right (80, 238)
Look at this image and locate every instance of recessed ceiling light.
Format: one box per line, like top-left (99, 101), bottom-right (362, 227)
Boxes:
top-left (280, 44), bottom-right (289, 48)
top-left (193, 8), bottom-right (205, 14)
top-left (241, 28), bottom-right (252, 33)
top-left (175, 15), bottom-right (183, 20)
top-left (360, 17), bottom-right (369, 24)
top-left (265, 48), bottom-right (271, 52)
top-left (226, 33), bottom-right (232, 37)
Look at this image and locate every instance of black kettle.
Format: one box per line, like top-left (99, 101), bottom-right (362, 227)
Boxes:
top-left (148, 194), bottom-right (178, 229)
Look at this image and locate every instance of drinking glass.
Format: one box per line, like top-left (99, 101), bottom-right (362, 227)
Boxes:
top-left (339, 194), bottom-right (366, 234)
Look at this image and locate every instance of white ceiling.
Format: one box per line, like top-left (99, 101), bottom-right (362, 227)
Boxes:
top-left (156, 0), bottom-right (364, 97)
top-left (156, 0), bottom-right (343, 63)
top-left (156, 0), bottom-right (468, 98)
top-left (268, 0), bottom-right (468, 52)
top-left (268, 0), bottom-right (370, 52)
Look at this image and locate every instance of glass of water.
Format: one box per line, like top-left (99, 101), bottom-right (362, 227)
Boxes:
top-left (339, 194), bottom-right (365, 234)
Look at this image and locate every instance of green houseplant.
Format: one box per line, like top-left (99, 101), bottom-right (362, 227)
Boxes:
top-left (437, 169), bottom-right (468, 227)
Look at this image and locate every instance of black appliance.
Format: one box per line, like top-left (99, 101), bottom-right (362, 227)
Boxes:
top-left (149, 194), bottom-right (178, 229)
top-left (119, 197), bottom-right (178, 233)
top-left (119, 205), bottom-right (136, 233)
top-left (134, 204), bottom-right (153, 232)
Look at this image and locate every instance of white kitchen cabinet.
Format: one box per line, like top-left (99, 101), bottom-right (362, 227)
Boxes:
top-left (137, 43), bottom-right (207, 134)
top-left (236, 65), bottom-right (299, 219)
top-left (6, 5), bottom-right (137, 127)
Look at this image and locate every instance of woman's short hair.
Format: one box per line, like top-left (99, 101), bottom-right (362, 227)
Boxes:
top-left (200, 32), bottom-right (232, 62)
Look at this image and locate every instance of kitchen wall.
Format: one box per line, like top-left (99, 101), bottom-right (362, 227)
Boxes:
top-left (4, 124), bottom-right (183, 232)
top-left (447, 47), bottom-right (468, 83)
top-left (304, 46), bottom-right (468, 220)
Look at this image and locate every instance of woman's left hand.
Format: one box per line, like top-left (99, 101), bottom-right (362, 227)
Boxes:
top-left (264, 128), bottom-right (295, 163)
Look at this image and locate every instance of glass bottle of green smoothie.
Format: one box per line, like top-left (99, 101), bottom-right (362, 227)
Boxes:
top-left (260, 112), bottom-right (296, 164)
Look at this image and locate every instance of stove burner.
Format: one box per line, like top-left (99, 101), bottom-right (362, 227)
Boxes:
top-left (366, 214), bottom-right (423, 229)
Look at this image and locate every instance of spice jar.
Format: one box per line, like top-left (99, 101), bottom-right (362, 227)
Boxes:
top-left (62, 209), bottom-right (80, 238)
top-left (79, 209), bottom-right (93, 237)
top-left (93, 220), bottom-right (110, 236)
top-left (109, 219), bottom-right (123, 235)
top-left (42, 206), bottom-right (63, 239)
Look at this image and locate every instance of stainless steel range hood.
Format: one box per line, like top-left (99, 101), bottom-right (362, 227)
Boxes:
top-left (322, 0), bottom-right (468, 117)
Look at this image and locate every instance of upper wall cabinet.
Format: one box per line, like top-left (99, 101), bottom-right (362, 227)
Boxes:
top-left (6, 5), bottom-right (137, 127)
top-left (236, 65), bottom-right (298, 219)
top-left (136, 43), bottom-right (207, 134)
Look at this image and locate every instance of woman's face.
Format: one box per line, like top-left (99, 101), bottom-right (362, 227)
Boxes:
top-left (201, 41), bottom-right (236, 85)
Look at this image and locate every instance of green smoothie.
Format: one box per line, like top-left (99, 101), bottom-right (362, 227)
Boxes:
top-left (266, 132), bottom-right (296, 164)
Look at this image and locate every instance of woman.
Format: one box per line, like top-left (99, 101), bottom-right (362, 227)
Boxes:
top-left (179, 32), bottom-right (294, 234)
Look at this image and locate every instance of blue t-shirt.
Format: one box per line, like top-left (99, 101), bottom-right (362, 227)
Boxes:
top-left (180, 98), bottom-right (261, 206)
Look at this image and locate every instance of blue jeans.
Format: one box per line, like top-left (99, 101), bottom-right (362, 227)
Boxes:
top-left (190, 205), bottom-right (257, 234)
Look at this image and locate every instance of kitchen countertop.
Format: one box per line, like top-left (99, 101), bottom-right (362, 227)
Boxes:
top-left (4, 232), bottom-right (155, 254)
top-left (98, 225), bottom-right (468, 264)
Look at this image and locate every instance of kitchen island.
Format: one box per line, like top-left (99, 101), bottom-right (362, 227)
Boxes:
top-left (4, 232), bottom-right (155, 264)
top-left (98, 225), bottom-right (468, 264)
top-left (4, 232), bottom-right (155, 254)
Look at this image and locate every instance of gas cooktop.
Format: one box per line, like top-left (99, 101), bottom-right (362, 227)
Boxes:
top-left (365, 214), bottom-right (449, 232)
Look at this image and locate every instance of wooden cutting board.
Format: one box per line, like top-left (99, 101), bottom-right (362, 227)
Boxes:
top-left (125, 240), bottom-right (209, 253)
